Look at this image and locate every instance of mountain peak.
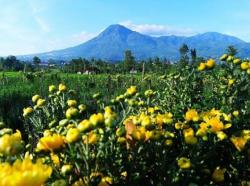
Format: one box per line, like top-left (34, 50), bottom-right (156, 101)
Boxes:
top-left (99, 24), bottom-right (133, 37)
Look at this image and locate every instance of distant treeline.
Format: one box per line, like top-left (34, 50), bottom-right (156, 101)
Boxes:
top-left (0, 44), bottom-right (238, 73)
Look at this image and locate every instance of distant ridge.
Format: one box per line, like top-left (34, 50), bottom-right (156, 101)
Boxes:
top-left (18, 24), bottom-right (250, 61)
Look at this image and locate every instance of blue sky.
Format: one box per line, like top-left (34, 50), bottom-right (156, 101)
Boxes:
top-left (1, 0), bottom-right (250, 56)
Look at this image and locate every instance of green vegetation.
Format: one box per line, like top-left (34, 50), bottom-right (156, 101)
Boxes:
top-left (0, 47), bottom-right (249, 185)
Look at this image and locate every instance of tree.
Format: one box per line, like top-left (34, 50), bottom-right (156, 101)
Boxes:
top-left (33, 56), bottom-right (41, 68)
top-left (179, 44), bottom-right (189, 67)
top-left (124, 50), bottom-right (135, 72)
top-left (179, 44), bottom-right (189, 57)
top-left (190, 48), bottom-right (197, 64)
top-left (227, 45), bottom-right (238, 56)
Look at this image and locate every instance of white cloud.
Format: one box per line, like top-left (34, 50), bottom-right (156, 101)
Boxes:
top-left (119, 20), bottom-right (197, 37)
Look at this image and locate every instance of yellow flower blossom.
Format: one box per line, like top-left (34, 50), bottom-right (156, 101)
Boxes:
top-left (228, 79), bottom-right (235, 86)
top-left (206, 59), bottom-right (216, 69)
top-left (67, 100), bottom-right (77, 107)
top-left (65, 107), bottom-right (79, 119)
top-left (232, 111), bottom-right (239, 117)
top-left (198, 62), bottom-right (206, 71)
top-left (205, 116), bottom-right (224, 133)
top-left (59, 83), bottom-right (67, 92)
top-left (36, 98), bottom-right (46, 107)
top-left (212, 167), bottom-right (226, 183)
top-left (185, 109), bottom-right (199, 122)
top-left (217, 131), bottom-right (227, 141)
top-left (36, 134), bottom-right (65, 152)
top-left (0, 157), bottom-right (52, 186)
top-left (82, 132), bottom-right (99, 144)
top-left (230, 136), bottom-right (248, 151)
top-left (0, 130), bottom-right (23, 155)
top-left (89, 113), bottom-right (104, 127)
top-left (177, 157), bottom-right (191, 169)
top-left (144, 89), bottom-right (154, 97)
top-left (78, 119), bottom-right (91, 132)
top-left (78, 104), bottom-right (86, 112)
top-left (32, 95), bottom-right (40, 103)
top-left (49, 85), bottom-right (56, 92)
top-left (240, 62), bottom-right (249, 70)
top-left (126, 86), bottom-right (137, 96)
top-left (50, 153), bottom-right (60, 167)
top-left (23, 107), bottom-right (34, 118)
top-left (66, 128), bottom-right (80, 143)
top-left (61, 164), bottom-right (72, 174)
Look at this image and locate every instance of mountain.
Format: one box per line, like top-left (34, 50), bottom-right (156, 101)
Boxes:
top-left (18, 24), bottom-right (250, 61)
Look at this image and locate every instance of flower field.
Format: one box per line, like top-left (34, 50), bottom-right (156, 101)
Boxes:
top-left (0, 54), bottom-right (250, 185)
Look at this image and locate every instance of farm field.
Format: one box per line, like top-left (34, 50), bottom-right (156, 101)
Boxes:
top-left (0, 56), bottom-right (250, 185)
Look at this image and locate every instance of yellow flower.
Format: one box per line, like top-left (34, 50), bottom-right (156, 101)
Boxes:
top-left (23, 107), bottom-right (34, 118)
top-left (220, 54), bottom-right (228, 61)
top-left (50, 153), bottom-right (60, 167)
top-left (230, 136), bottom-right (248, 151)
top-left (185, 109), bottom-right (199, 122)
top-left (121, 171), bottom-right (127, 177)
top-left (66, 128), bottom-right (80, 143)
top-left (212, 167), bottom-right (226, 182)
top-left (144, 89), bottom-right (154, 97)
top-left (61, 164), bottom-right (72, 174)
top-left (164, 139), bottom-right (173, 146)
top-left (177, 157), bottom-right (191, 169)
top-left (43, 130), bottom-right (52, 137)
top-left (36, 98), bottom-right (46, 107)
top-left (247, 69), bottom-right (250, 74)
top-left (233, 58), bottom-right (241, 64)
top-left (36, 134), bottom-right (65, 152)
top-left (241, 62), bottom-right (249, 70)
top-left (228, 79), bottom-right (235, 86)
top-left (78, 119), bottom-right (91, 132)
top-left (141, 116), bottom-right (152, 128)
top-left (183, 128), bottom-right (194, 138)
top-left (185, 136), bottom-right (198, 145)
top-left (49, 85), bottom-right (56, 92)
top-left (59, 83), bottom-right (67, 92)
top-left (0, 157), bottom-right (52, 186)
top-left (232, 111), bottom-right (239, 117)
top-left (67, 100), bottom-right (77, 107)
top-left (89, 113), bottom-right (104, 127)
top-left (175, 122), bottom-right (183, 130)
top-left (148, 107), bottom-right (155, 114)
top-left (198, 62), bottom-right (206, 71)
top-left (242, 130), bottom-right (250, 140)
top-left (78, 104), bottom-right (86, 112)
top-left (227, 55), bottom-right (234, 62)
top-left (72, 178), bottom-right (85, 186)
top-left (0, 130), bottom-right (23, 155)
top-left (132, 130), bottom-right (144, 141)
top-left (205, 117), bottom-right (224, 133)
top-left (126, 86), bottom-right (137, 96)
top-left (222, 113), bottom-right (231, 122)
top-left (98, 176), bottom-right (113, 186)
top-left (117, 137), bottom-right (126, 144)
top-left (216, 131), bottom-right (227, 141)
top-left (32, 94), bottom-right (40, 103)
top-left (183, 128), bottom-right (197, 145)
top-left (196, 122), bottom-right (209, 136)
top-left (206, 59), bottom-right (216, 69)
top-left (83, 132), bottom-right (99, 144)
top-left (65, 107), bottom-right (79, 119)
